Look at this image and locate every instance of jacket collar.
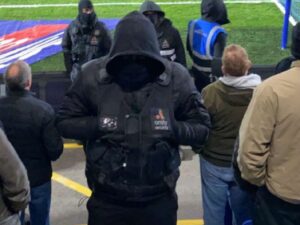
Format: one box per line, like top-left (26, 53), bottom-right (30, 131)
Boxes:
top-left (6, 89), bottom-right (32, 97)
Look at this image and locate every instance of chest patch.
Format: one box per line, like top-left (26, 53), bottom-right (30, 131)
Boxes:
top-left (151, 108), bottom-right (170, 131)
top-left (99, 117), bottom-right (118, 131)
top-left (90, 36), bottom-right (99, 45)
top-left (162, 39), bottom-right (170, 49)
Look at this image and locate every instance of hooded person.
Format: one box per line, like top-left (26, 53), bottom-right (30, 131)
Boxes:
top-left (275, 22), bottom-right (300, 73)
top-left (57, 11), bottom-right (211, 225)
top-left (187, 0), bottom-right (230, 92)
top-left (61, 0), bottom-right (112, 82)
top-left (140, 1), bottom-right (187, 67)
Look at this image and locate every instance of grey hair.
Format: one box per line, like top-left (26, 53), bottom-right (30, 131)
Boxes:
top-left (4, 60), bottom-right (32, 91)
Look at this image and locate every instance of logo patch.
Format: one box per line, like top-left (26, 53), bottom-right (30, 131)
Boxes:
top-left (99, 117), bottom-right (118, 131)
top-left (162, 39), bottom-right (170, 49)
top-left (151, 108), bottom-right (170, 131)
top-left (90, 36), bottom-right (98, 45)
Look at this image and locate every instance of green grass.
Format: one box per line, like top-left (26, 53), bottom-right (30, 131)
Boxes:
top-left (0, 1), bottom-right (291, 72)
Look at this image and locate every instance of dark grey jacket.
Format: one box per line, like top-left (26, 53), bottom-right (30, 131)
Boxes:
top-left (0, 127), bottom-right (30, 222)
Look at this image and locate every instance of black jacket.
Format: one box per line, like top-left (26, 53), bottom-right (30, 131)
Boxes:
top-left (156, 18), bottom-right (187, 67)
top-left (62, 16), bottom-right (112, 73)
top-left (57, 11), bottom-right (210, 202)
top-left (0, 90), bottom-right (63, 187)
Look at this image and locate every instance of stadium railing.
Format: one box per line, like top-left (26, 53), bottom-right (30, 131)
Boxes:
top-left (0, 64), bottom-right (275, 110)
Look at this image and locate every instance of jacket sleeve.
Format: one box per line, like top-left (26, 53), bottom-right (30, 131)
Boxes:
top-left (0, 129), bottom-right (30, 213)
top-left (213, 32), bottom-right (226, 58)
top-left (173, 66), bottom-right (211, 147)
top-left (99, 23), bottom-right (112, 56)
top-left (56, 74), bottom-right (99, 140)
top-left (62, 25), bottom-right (73, 73)
top-left (238, 84), bottom-right (276, 186)
top-left (42, 106), bottom-right (63, 161)
top-left (173, 28), bottom-right (187, 67)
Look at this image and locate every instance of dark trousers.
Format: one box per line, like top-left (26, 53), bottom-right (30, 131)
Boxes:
top-left (87, 193), bottom-right (178, 225)
top-left (254, 186), bottom-right (300, 225)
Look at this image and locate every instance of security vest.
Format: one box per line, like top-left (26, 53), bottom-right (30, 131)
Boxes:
top-left (86, 74), bottom-right (181, 201)
top-left (188, 19), bottom-right (226, 74)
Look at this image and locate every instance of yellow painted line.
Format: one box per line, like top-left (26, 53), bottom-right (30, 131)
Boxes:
top-left (76, 220), bottom-right (203, 225)
top-left (177, 220), bottom-right (204, 225)
top-left (64, 143), bottom-right (83, 149)
top-left (52, 172), bottom-right (91, 197)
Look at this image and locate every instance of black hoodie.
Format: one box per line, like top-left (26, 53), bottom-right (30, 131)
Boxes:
top-left (106, 11), bottom-right (165, 77)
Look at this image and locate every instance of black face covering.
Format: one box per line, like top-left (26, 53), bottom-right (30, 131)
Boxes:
top-left (115, 62), bottom-right (154, 91)
top-left (79, 12), bottom-right (96, 29)
top-left (145, 14), bottom-right (159, 27)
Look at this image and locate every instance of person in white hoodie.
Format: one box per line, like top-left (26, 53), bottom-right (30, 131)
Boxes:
top-left (200, 44), bottom-right (261, 225)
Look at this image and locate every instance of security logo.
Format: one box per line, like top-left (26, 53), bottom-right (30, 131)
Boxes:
top-left (94, 29), bottom-right (101, 36)
top-left (99, 117), bottom-right (118, 130)
top-left (90, 36), bottom-right (99, 45)
top-left (162, 39), bottom-right (170, 49)
top-left (151, 108), bottom-right (170, 131)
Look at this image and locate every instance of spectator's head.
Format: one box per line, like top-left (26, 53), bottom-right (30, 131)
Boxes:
top-left (106, 11), bottom-right (165, 91)
top-left (78, 0), bottom-right (97, 28)
top-left (140, 1), bottom-right (165, 27)
top-left (222, 44), bottom-right (251, 77)
top-left (4, 61), bottom-right (32, 92)
top-left (291, 22), bottom-right (300, 59)
top-left (201, 0), bottom-right (230, 25)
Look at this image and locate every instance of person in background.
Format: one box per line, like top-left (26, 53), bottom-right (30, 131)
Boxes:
top-left (201, 44), bottom-right (261, 225)
top-left (187, 0), bottom-right (230, 92)
top-left (275, 22), bottom-right (300, 73)
top-left (140, 1), bottom-right (187, 67)
top-left (0, 121), bottom-right (30, 225)
top-left (0, 61), bottom-right (63, 225)
top-left (238, 25), bottom-right (300, 225)
top-left (56, 11), bottom-right (210, 225)
top-left (62, 0), bottom-right (112, 81)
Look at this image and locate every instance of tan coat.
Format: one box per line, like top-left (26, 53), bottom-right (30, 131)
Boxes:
top-left (238, 60), bottom-right (300, 203)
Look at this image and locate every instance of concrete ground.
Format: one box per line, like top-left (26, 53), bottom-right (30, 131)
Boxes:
top-left (51, 145), bottom-right (203, 225)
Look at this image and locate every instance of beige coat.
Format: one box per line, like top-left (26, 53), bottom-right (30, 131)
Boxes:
top-left (238, 60), bottom-right (300, 203)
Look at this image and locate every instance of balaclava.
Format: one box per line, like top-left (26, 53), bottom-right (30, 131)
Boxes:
top-left (78, 0), bottom-right (97, 30)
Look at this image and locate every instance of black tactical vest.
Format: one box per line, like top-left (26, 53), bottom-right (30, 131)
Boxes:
top-left (70, 21), bottom-right (104, 65)
top-left (86, 76), bottom-right (181, 201)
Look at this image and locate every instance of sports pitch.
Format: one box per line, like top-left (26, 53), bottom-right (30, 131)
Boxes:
top-left (0, 0), bottom-right (293, 72)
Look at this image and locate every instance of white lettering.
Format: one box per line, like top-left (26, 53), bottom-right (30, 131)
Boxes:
top-left (0, 32), bottom-right (64, 69)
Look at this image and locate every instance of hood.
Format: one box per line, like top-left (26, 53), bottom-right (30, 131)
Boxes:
top-left (291, 22), bottom-right (300, 59)
top-left (78, 0), bottom-right (93, 13)
top-left (106, 11), bottom-right (165, 76)
top-left (140, 1), bottom-right (165, 17)
top-left (219, 73), bottom-right (261, 89)
top-left (215, 80), bottom-right (253, 106)
top-left (77, 0), bottom-right (97, 27)
top-left (201, 0), bottom-right (230, 25)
